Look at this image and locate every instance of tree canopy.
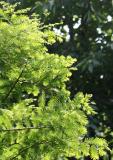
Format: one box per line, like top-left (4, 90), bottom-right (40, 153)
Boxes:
top-left (0, 2), bottom-right (109, 160)
top-left (9, 0), bottom-right (113, 156)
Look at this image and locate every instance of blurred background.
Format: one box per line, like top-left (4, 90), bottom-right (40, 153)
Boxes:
top-left (4, 0), bottom-right (113, 159)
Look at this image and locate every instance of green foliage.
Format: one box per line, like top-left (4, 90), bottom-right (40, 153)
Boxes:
top-left (17, 0), bottom-right (113, 154)
top-left (0, 2), bottom-right (109, 159)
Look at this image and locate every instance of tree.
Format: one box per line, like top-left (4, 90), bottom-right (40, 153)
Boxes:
top-left (11, 0), bottom-right (113, 155)
top-left (0, 2), bottom-right (109, 160)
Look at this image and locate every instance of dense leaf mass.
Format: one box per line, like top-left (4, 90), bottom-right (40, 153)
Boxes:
top-left (0, 2), bottom-right (108, 160)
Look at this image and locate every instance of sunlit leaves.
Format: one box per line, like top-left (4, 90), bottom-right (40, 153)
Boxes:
top-left (0, 2), bottom-right (109, 160)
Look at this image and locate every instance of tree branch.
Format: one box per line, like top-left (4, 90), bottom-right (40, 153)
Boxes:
top-left (10, 140), bottom-right (50, 160)
top-left (0, 126), bottom-right (50, 132)
top-left (4, 62), bottom-right (27, 101)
